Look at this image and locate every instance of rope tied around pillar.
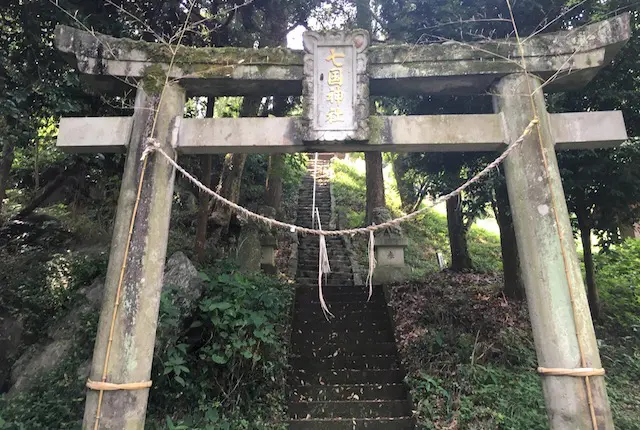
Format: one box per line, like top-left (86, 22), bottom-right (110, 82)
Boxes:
top-left (538, 367), bottom-right (606, 377)
top-left (87, 380), bottom-right (153, 391)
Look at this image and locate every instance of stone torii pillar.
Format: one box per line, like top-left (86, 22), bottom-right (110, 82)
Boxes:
top-left (53, 14), bottom-right (631, 430)
top-left (82, 82), bottom-right (184, 429)
top-left (494, 74), bottom-right (612, 428)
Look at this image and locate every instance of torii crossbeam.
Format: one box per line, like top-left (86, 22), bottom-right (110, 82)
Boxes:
top-left (54, 14), bottom-right (631, 430)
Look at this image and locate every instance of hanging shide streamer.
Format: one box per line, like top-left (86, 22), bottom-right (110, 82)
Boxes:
top-left (366, 230), bottom-right (376, 301)
top-left (311, 152), bottom-right (318, 228)
top-left (315, 207), bottom-right (333, 319)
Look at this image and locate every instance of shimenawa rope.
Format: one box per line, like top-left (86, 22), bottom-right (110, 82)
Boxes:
top-left (142, 117), bottom-right (538, 238)
top-left (142, 118), bottom-right (537, 321)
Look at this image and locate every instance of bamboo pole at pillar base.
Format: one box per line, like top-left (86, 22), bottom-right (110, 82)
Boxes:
top-left (493, 73), bottom-right (613, 430)
top-left (82, 83), bottom-right (184, 430)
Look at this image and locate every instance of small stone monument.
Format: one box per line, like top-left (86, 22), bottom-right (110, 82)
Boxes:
top-left (258, 206), bottom-right (278, 274)
top-left (371, 208), bottom-right (410, 285)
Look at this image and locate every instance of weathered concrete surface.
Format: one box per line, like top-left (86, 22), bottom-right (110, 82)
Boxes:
top-left (58, 111), bottom-right (626, 154)
top-left (551, 111), bottom-right (627, 149)
top-left (55, 14), bottom-right (630, 96)
top-left (58, 117), bottom-right (132, 153)
top-left (371, 208), bottom-right (410, 286)
top-left (177, 111), bottom-right (626, 153)
top-left (302, 30), bottom-right (370, 142)
top-left (83, 83), bottom-right (183, 429)
top-left (494, 73), bottom-right (612, 429)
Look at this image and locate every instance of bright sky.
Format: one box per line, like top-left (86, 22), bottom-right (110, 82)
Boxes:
top-left (287, 25), bottom-right (306, 50)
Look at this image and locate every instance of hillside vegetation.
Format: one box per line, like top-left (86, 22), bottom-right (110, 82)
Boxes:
top-left (331, 155), bottom-right (640, 429)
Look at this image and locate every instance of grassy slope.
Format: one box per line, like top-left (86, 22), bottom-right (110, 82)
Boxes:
top-left (331, 156), bottom-right (640, 429)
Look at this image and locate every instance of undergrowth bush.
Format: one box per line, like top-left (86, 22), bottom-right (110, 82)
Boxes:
top-left (391, 268), bottom-right (640, 429)
top-left (0, 260), bottom-right (292, 430)
top-left (0, 243), bottom-right (108, 344)
top-left (594, 238), bottom-right (640, 335)
top-left (148, 267), bottom-right (293, 429)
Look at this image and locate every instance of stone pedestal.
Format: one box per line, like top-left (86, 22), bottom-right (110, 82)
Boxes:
top-left (258, 206), bottom-right (278, 275)
top-left (260, 235), bottom-right (278, 275)
top-left (370, 208), bottom-right (410, 285)
top-left (372, 235), bottom-right (410, 285)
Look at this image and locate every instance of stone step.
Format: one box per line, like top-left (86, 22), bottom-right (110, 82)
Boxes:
top-left (297, 270), bottom-right (353, 279)
top-left (289, 355), bottom-right (399, 371)
top-left (298, 242), bottom-right (348, 249)
top-left (292, 342), bottom-right (398, 357)
top-left (289, 400), bottom-right (411, 419)
top-left (296, 267), bottom-right (352, 275)
top-left (291, 329), bottom-right (394, 344)
top-left (290, 369), bottom-right (405, 386)
top-left (294, 301), bottom-right (387, 315)
top-left (292, 319), bottom-right (390, 333)
top-left (293, 310), bottom-right (391, 325)
top-left (297, 255), bottom-right (350, 263)
top-left (297, 197), bottom-right (332, 202)
top-left (290, 384), bottom-right (407, 402)
top-left (288, 417), bottom-right (415, 430)
top-left (296, 255), bottom-right (350, 263)
top-left (291, 335), bottom-right (397, 354)
top-left (296, 272), bottom-right (352, 278)
top-left (297, 256), bottom-right (351, 263)
top-left (295, 290), bottom-right (379, 302)
top-left (297, 238), bottom-right (344, 246)
top-left (295, 284), bottom-right (356, 290)
top-left (295, 281), bottom-right (354, 289)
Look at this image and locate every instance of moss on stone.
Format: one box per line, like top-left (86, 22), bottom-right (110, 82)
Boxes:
top-left (98, 30), bottom-right (302, 66)
top-left (141, 64), bottom-right (167, 95)
top-left (368, 115), bottom-right (385, 145)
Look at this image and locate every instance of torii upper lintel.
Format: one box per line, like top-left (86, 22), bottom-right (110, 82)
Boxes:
top-left (54, 13), bottom-right (630, 97)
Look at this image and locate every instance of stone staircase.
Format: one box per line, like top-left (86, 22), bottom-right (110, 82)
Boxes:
top-left (288, 155), bottom-right (414, 429)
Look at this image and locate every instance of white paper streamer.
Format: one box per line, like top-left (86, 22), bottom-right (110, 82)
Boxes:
top-left (315, 208), bottom-right (333, 319)
top-left (366, 229), bottom-right (376, 301)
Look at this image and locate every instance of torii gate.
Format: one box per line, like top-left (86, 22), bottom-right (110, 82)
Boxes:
top-left (54, 14), bottom-right (630, 430)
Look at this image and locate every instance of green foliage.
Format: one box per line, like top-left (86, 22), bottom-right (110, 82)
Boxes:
top-left (594, 239), bottom-right (640, 335)
top-left (331, 156), bottom-right (502, 278)
top-left (148, 267), bottom-right (293, 428)
top-left (403, 211), bottom-right (502, 278)
top-left (391, 274), bottom-right (548, 429)
top-left (0, 261), bottom-right (292, 430)
top-left (0, 237), bottom-right (108, 342)
top-left (0, 312), bottom-right (98, 429)
top-left (332, 158), bottom-right (367, 228)
top-left (390, 270), bottom-right (640, 429)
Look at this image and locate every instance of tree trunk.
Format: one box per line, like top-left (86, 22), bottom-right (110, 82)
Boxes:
top-left (0, 137), bottom-right (16, 215)
top-left (209, 97), bottom-right (261, 238)
top-left (446, 194), bottom-right (473, 271)
top-left (194, 98), bottom-right (215, 263)
top-left (356, 0), bottom-right (386, 225)
top-left (265, 154), bottom-right (284, 212)
top-left (392, 153), bottom-right (414, 212)
top-left (365, 152), bottom-right (386, 224)
top-left (576, 206), bottom-right (601, 320)
top-left (493, 178), bottom-right (525, 299)
top-left (263, 96), bottom-right (288, 215)
top-left (15, 168), bottom-right (73, 219)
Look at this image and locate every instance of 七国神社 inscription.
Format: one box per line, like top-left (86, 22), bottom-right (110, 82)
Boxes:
top-left (302, 30), bottom-right (370, 142)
